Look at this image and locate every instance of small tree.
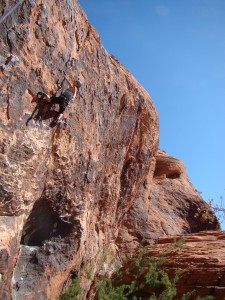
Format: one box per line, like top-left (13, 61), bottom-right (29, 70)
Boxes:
top-left (195, 190), bottom-right (225, 226)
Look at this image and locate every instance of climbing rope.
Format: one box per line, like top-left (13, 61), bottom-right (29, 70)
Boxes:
top-left (0, 0), bottom-right (25, 25)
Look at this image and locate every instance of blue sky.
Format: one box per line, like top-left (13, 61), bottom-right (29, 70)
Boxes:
top-left (79, 0), bottom-right (225, 224)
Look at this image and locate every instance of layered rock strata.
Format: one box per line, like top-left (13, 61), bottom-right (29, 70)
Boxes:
top-left (148, 231), bottom-right (225, 300)
top-left (0, 1), bottom-right (219, 299)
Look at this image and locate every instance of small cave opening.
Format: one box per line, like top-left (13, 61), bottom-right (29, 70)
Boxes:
top-left (166, 173), bottom-right (181, 179)
top-left (21, 198), bottom-right (74, 246)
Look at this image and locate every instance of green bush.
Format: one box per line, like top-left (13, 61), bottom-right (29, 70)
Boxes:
top-left (196, 297), bottom-right (214, 300)
top-left (59, 238), bottom-right (214, 300)
top-left (95, 238), bottom-right (188, 300)
top-left (58, 277), bottom-right (81, 300)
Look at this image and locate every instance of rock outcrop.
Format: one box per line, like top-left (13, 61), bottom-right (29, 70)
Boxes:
top-left (147, 231), bottom-right (225, 300)
top-left (0, 1), bottom-right (219, 299)
top-left (116, 149), bottom-right (218, 255)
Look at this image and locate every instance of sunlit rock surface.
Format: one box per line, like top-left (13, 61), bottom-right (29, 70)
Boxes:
top-left (147, 231), bottom-right (225, 300)
top-left (116, 149), bottom-right (218, 255)
top-left (0, 1), bottom-right (219, 299)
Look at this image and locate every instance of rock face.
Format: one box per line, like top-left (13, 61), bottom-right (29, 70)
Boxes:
top-left (0, 1), bottom-right (219, 299)
top-left (116, 149), bottom-right (218, 255)
top-left (147, 231), bottom-right (225, 300)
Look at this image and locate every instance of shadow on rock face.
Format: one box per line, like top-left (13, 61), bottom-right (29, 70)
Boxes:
top-left (21, 198), bottom-right (74, 246)
top-left (26, 90), bottom-right (60, 127)
top-left (14, 198), bottom-right (83, 299)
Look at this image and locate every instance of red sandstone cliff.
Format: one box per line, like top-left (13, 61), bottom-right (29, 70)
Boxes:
top-left (116, 231), bottom-right (225, 300)
top-left (147, 231), bottom-right (225, 300)
top-left (0, 1), bottom-right (220, 299)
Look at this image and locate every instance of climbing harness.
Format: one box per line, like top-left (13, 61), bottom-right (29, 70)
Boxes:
top-left (0, 0), bottom-right (25, 25)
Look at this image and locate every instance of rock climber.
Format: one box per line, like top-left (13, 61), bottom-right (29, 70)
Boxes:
top-left (38, 77), bottom-right (82, 122)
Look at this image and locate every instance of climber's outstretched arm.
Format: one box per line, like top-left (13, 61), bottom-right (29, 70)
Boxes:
top-left (65, 77), bottom-right (77, 100)
top-left (72, 87), bottom-right (77, 100)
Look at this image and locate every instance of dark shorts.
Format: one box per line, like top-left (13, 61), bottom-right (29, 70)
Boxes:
top-left (50, 95), bottom-right (69, 114)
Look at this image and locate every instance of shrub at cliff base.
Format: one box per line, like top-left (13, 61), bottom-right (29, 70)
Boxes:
top-left (59, 239), bottom-right (214, 300)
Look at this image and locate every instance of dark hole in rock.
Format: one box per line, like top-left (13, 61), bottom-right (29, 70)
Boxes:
top-left (166, 173), bottom-right (180, 179)
top-left (20, 198), bottom-right (73, 246)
